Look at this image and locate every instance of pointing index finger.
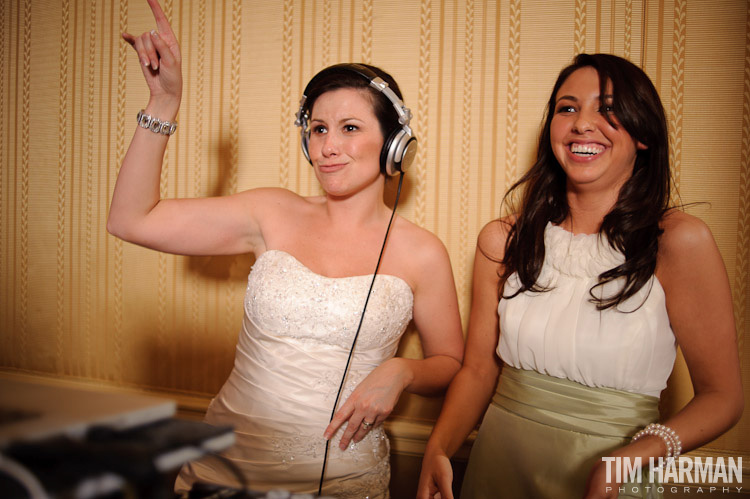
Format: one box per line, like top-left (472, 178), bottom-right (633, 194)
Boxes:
top-left (146, 0), bottom-right (176, 44)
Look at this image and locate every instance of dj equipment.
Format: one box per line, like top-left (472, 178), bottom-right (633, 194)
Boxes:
top-left (294, 63), bottom-right (418, 176)
top-left (0, 378), bottom-right (235, 499)
top-left (188, 482), bottom-right (334, 499)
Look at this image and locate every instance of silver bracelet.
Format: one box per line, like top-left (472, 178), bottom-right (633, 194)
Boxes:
top-left (632, 423), bottom-right (682, 464)
top-left (137, 109), bottom-right (178, 136)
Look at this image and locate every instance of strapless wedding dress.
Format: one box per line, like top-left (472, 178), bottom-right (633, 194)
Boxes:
top-left (176, 250), bottom-right (414, 498)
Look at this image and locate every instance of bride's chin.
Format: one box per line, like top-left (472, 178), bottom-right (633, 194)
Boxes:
top-left (320, 184), bottom-right (354, 199)
top-left (318, 174), bottom-right (383, 200)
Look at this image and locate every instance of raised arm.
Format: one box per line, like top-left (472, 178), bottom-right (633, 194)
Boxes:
top-left (416, 220), bottom-right (508, 499)
top-left (108, 0), bottom-right (262, 256)
top-left (584, 211), bottom-right (744, 498)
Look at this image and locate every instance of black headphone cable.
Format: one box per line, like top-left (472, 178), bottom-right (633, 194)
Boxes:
top-left (317, 172), bottom-right (405, 496)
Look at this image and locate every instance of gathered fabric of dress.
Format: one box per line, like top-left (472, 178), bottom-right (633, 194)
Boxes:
top-left (175, 250), bottom-right (413, 499)
top-left (462, 223), bottom-right (677, 499)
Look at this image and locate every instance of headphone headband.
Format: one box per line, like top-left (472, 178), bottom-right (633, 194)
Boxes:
top-left (294, 63), bottom-right (417, 176)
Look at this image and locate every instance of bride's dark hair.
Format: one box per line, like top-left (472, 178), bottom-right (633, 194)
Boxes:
top-left (500, 53), bottom-right (672, 310)
top-left (303, 64), bottom-right (403, 142)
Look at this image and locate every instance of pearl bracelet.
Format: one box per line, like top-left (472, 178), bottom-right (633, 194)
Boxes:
top-left (137, 109), bottom-right (178, 136)
top-left (632, 423), bottom-right (682, 464)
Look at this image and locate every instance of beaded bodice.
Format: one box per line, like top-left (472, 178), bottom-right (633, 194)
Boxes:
top-left (191, 249), bottom-right (413, 497)
top-left (246, 250), bottom-right (414, 351)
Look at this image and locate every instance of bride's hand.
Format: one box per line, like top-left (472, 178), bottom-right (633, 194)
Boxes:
top-left (122, 0), bottom-right (182, 111)
top-left (323, 358), bottom-right (410, 450)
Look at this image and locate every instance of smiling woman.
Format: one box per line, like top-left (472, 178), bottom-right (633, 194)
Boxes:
top-left (550, 66), bottom-right (648, 198)
top-left (418, 53), bottom-right (743, 499)
top-left (108, 0), bottom-right (464, 497)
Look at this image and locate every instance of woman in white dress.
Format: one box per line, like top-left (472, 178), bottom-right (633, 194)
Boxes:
top-left (109, 1), bottom-right (464, 497)
top-left (417, 53), bottom-right (743, 498)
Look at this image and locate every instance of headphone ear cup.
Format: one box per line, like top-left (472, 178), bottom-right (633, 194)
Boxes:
top-left (300, 125), bottom-right (312, 164)
top-left (381, 128), bottom-right (418, 176)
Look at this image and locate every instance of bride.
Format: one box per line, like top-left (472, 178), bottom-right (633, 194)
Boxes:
top-left (109, 0), bottom-right (464, 497)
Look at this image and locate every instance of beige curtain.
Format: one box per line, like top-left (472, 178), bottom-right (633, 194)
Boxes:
top-left (1, 0), bottom-right (747, 482)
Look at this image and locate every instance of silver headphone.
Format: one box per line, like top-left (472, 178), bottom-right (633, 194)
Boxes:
top-left (294, 63), bottom-right (418, 176)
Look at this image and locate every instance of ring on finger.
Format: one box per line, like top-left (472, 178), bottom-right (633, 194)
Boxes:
top-left (362, 420), bottom-right (374, 430)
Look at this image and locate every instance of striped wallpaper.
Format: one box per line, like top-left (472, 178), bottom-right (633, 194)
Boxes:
top-left (1, 0), bottom-right (747, 466)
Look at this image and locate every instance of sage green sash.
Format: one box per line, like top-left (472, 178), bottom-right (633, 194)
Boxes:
top-left (494, 365), bottom-right (659, 437)
top-left (462, 366), bottom-right (662, 499)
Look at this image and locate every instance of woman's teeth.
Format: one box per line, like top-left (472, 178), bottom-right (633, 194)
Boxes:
top-left (570, 143), bottom-right (604, 156)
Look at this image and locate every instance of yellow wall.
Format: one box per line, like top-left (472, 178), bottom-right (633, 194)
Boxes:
top-left (1, 0), bottom-right (748, 493)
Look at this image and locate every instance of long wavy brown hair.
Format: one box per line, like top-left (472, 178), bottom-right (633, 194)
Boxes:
top-left (501, 53), bottom-right (672, 310)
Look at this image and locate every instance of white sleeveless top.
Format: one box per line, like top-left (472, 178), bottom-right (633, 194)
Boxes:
top-left (497, 223), bottom-right (676, 398)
